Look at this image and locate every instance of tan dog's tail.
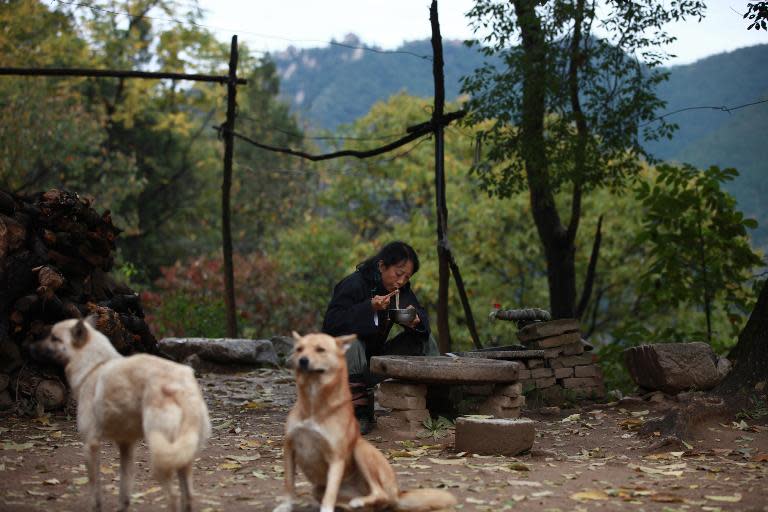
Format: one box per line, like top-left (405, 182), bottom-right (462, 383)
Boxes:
top-left (395, 488), bottom-right (457, 511)
top-left (145, 383), bottom-right (209, 475)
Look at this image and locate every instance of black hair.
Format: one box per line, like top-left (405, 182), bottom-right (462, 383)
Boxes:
top-left (357, 241), bottom-right (420, 275)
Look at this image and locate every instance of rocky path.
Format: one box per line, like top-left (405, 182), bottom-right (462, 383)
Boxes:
top-left (1, 368), bottom-right (766, 511)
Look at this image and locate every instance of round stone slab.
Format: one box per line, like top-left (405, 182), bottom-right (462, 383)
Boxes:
top-left (453, 349), bottom-right (546, 360)
top-left (370, 355), bottom-right (521, 384)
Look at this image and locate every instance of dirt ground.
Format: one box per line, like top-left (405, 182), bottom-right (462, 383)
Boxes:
top-left (1, 368), bottom-right (767, 512)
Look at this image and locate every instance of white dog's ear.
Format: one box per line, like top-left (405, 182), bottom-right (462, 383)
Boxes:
top-left (334, 334), bottom-right (357, 352)
top-left (71, 318), bottom-right (90, 348)
top-left (292, 331), bottom-right (302, 341)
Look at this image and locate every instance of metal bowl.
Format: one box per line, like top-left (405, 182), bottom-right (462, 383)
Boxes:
top-left (390, 308), bottom-right (416, 324)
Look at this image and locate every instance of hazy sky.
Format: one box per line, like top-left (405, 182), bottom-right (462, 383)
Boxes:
top-left (196, 1), bottom-right (766, 65)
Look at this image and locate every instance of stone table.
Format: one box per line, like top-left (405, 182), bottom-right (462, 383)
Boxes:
top-left (370, 356), bottom-right (524, 436)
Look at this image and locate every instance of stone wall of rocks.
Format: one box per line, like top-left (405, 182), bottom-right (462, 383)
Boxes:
top-left (514, 319), bottom-right (605, 404)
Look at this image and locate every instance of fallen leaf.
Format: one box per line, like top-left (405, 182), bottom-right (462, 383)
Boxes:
top-left (2, 442), bottom-right (34, 451)
top-left (428, 458), bottom-right (464, 465)
top-left (225, 454), bottom-right (260, 463)
top-left (43, 478), bottom-right (60, 485)
top-left (751, 452), bottom-right (768, 462)
top-left (570, 490), bottom-right (609, 501)
top-left (651, 493), bottom-right (684, 503)
top-left (630, 410), bottom-right (650, 417)
top-left (216, 462), bottom-right (242, 471)
top-left (705, 494), bottom-right (742, 503)
top-left (73, 477), bottom-right (88, 486)
top-left (562, 414), bottom-right (581, 422)
top-left (508, 462), bottom-right (531, 471)
top-left (507, 479), bottom-right (542, 487)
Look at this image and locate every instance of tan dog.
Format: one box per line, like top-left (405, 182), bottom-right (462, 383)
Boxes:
top-left (274, 332), bottom-right (456, 512)
top-left (32, 317), bottom-right (211, 512)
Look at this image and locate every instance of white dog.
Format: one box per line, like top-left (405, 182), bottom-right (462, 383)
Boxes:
top-left (32, 317), bottom-right (211, 512)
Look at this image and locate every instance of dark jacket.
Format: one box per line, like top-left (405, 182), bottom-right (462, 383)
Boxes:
top-left (322, 266), bottom-right (429, 353)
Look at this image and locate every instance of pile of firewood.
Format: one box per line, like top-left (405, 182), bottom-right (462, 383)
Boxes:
top-left (0, 188), bottom-right (158, 412)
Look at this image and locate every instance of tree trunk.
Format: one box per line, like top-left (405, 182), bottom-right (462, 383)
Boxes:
top-left (513, 0), bottom-right (577, 319)
top-left (717, 281), bottom-right (768, 393)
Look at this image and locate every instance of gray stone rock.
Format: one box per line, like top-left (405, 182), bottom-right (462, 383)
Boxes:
top-left (516, 319), bottom-right (580, 343)
top-left (270, 335), bottom-right (295, 365)
top-left (159, 337), bottom-right (278, 367)
top-left (623, 342), bottom-right (722, 394)
top-left (455, 417), bottom-right (535, 455)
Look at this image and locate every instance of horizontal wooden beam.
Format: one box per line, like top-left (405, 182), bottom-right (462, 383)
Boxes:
top-left (0, 67), bottom-right (247, 85)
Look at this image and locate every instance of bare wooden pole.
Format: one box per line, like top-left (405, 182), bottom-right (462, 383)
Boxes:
top-left (430, 0), bottom-right (452, 354)
top-left (430, 0), bottom-right (482, 351)
top-left (222, 36), bottom-right (239, 338)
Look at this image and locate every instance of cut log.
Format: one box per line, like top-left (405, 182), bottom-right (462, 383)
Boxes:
top-left (0, 187), bottom-right (158, 410)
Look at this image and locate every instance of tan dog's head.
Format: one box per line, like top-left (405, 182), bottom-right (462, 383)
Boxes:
top-left (31, 316), bottom-right (98, 367)
top-left (290, 332), bottom-right (356, 378)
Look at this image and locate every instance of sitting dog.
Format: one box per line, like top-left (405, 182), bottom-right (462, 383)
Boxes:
top-left (274, 332), bottom-right (456, 512)
top-left (32, 317), bottom-right (211, 512)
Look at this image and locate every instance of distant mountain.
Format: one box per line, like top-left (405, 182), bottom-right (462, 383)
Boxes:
top-left (272, 37), bottom-right (768, 247)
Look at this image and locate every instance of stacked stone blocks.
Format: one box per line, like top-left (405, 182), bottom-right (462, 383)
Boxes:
top-left (515, 318), bottom-right (605, 401)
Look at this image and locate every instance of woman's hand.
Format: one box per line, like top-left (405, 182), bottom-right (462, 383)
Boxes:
top-left (371, 289), bottom-right (398, 311)
top-left (402, 305), bottom-right (421, 329)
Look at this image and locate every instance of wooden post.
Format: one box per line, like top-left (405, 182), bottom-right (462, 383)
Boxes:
top-left (222, 35), bottom-right (239, 338)
top-left (430, 0), bottom-right (451, 354)
top-left (430, 1), bottom-right (482, 351)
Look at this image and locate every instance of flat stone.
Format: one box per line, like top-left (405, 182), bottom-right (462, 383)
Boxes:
top-left (455, 417), bottom-right (535, 455)
top-left (391, 408), bottom-right (430, 423)
top-left (159, 337), bottom-right (278, 366)
top-left (562, 341), bottom-right (585, 356)
top-left (561, 377), bottom-right (600, 389)
top-left (530, 331), bottom-right (582, 349)
top-left (370, 356), bottom-right (521, 384)
top-left (517, 319), bottom-right (580, 342)
top-left (482, 394), bottom-right (525, 408)
top-left (535, 377), bottom-right (556, 389)
top-left (550, 354), bottom-right (596, 368)
top-left (574, 365), bottom-right (601, 378)
top-left (554, 367), bottom-right (574, 379)
top-left (495, 382), bottom-right (523, 397)
top-left (623, 342), bottom-right (722, 393)
top-left (526, 359), bottom-right (545, 369)
top-left (454, 349), bottom-right (546, 360)
top-left (377, 393), bottom-right (427, 410)
top-left (531, 368), bottom-right (554, 379)
top-left (379, 380), bottom-right (427, 397)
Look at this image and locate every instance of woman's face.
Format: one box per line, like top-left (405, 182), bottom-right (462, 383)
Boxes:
top-left (378, 259), bottom-right (414, 293)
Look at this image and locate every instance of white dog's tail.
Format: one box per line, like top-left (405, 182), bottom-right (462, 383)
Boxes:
top-left (144, 382), bottom-right (210, 475)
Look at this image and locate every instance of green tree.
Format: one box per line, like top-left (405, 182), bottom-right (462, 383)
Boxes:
top-left (461, 0), bottom-right (705, 319)
top-left (634, 164), bottom-right (762, 343)
top-left (232, 56), bottom-right (313, 254)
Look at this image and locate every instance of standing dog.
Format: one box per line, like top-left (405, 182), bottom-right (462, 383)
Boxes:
top-left (32, 317), bottom-right (211, 512)
top-left (275, 332), bottom-right (456, 512)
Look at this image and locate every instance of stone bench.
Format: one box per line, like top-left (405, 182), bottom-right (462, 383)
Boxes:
top-left (370, 355), bottom-right (524, 435)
